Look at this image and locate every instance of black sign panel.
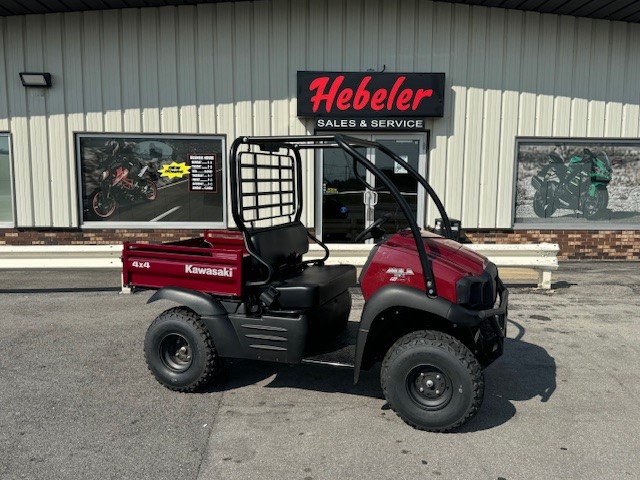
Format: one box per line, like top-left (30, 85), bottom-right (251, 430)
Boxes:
top-left (315, 118), bottom-right (428, 131)
top-left (188, 153), bottom-right (217, 192)
top-left (297, 71), bottom-right (445, 118)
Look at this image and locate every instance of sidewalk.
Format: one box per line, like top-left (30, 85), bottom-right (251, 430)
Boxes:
top-left (0, 261), bottom-right (634, 292)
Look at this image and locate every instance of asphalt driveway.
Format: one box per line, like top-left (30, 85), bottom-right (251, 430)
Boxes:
top-left (0, 263), bottom-right (638, 479)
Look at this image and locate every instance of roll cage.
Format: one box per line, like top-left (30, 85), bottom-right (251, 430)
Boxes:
top-left (229, 135), bottom-right (453, 298)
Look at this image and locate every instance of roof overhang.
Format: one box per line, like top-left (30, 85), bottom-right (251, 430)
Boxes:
top-left (1, 0), bottom-right (639, 23)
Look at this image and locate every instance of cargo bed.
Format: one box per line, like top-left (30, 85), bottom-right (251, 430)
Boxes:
top-left (122, 231), bottom-right (248, 297)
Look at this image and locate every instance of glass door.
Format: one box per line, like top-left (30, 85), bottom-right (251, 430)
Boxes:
top-left (317, 133), bottom-right (427, 243)
top-left (319, 143), bottom-right (369, 242)
top-left (371, 136), bottom-right (423, 235)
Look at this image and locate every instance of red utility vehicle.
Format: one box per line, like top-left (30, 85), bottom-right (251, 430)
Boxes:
top-left (123, 135), bottom-right (508, 432)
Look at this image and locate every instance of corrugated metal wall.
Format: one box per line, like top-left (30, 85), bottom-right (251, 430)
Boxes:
top-left (1, 0), bottom-right (640, 229)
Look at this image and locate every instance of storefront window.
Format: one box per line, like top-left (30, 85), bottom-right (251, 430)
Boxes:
top-left (514, 139), bottom-right (640, 228)
top-left (77, 134), bottom-right (225, 227)
top-left (0, 134), bottom-right (14, 226)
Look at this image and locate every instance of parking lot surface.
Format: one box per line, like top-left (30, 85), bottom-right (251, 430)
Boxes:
top-left (1, 263), bottom-right (639, 479)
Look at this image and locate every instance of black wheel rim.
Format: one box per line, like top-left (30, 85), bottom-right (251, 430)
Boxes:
top-left (159, 333), bottom-right (193, 372)
top-left (406, 365), bottom-right (453, 410)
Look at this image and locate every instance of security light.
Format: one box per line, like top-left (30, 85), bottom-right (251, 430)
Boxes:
top-left (19, 72), bottom-right (52, 88)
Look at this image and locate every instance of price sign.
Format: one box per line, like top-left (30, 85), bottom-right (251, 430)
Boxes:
top-left (188, 154), bottom-right (217, 192)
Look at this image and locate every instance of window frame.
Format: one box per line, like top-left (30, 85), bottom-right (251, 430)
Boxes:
top-left (0, 132), bottom-right (16, 228)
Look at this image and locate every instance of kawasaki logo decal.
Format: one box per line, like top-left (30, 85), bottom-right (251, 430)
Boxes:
top-left (185, 265), bottom-right (233, 277)
top-left (386, 267), bottom-right (414, 282)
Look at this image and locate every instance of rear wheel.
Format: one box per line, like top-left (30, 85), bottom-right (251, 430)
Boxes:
top-left (144, 307), bottom-right (222, 392)
top-left (532, 183), bottom-right (557, 218)
top-left (381, 330), bottom-right (484, 432)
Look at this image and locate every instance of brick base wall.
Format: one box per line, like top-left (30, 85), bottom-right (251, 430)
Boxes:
top-left (464, 230), bottom-right (640, 260)
top-left (1, 228), bottom-right (639, 260)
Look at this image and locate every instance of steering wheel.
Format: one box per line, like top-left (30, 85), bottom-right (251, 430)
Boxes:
top-left (355, 213), bottom-right (392, 243)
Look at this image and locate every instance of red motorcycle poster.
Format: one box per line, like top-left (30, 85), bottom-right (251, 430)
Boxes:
top-left (77, 134), bottom-right (225, 225)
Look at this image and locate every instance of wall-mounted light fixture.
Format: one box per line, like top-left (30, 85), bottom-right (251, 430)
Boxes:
top-left (19, 72), bottom-right (52, 88)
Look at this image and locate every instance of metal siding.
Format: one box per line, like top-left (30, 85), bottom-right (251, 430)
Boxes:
top-left (233, 2), bottom-right (252, 136)
top-left (397, 0), bottom-right (416, 71)
top-left (1, 1), bottom-right (640, 229)
top-left (270, 0), bottom-right (289, 136)
top-left (379, 0), bottom-right (398, 71)
top-left (177, 6), bottom-right (198, 133)
top-left (518, 11), bottom-right (539, 136)
top-left (587, 20), bottom-right (609, 137)
top-left (82, 12), bottom-right (104, 132)
top-left (604, 23), bottom-right (626, 137)
top-left (308, 0), bottom-right (326, 70)
top-left (535, 14), bottom-right (556, 137)
top-left (252, 1), bottom-right (270, 136)
top-left (553, 15), bottom-right (575, 137)
top-left (622, 25), bottom-right (640, 137)
top-left (325, 0), bottom-right (343, 70)
top-left (195, 4), bottom-right (216, 133)
top-left (25, 14), bottom-right (51, 225)
top-left (44, 14), bottom-right (71, 227)
top-left (213, 3), bottom-right (234, 138)
top-left (478, 7), bottom-right (504, 227)
top-left (0, 19), bottom-right (9, 131)
top-left (140, 8), bottom-right (161, 132)
top-left (63, 13), bottom-right (85, 227)
top-left (496, 9), bottom-right (522, 227)
top-left (444, 3), bottom-right (469, 222)
top-left (461, 6), bottom-right (487, 228)
top-left (428, 1), bottom-right (452, 222)
top-left (6, 17), bottom-right (33, 226)
top-left (102, 10), bottom-right (123, 132)
top-left (343, 0), bottom-right (362, 70)
top-left (121, 9), bottom-right (142, 132)
top-left (570, 17), bottom-right (592, 137)
top-left (158, 8), bottom-right (179, 133)
top-left (361, 0), bottom-right (379, 70)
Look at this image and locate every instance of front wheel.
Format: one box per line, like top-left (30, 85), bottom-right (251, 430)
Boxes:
top-left (90, 190), bottom-right (117, 218)
top-left (142, 179), bottom-right (157, 201)
top-left (381, 330), bottom-right (484, 432)
top-left (144, 307), bottom-right (222, 392)
top-left (581, 188), bottom-right (608, 220)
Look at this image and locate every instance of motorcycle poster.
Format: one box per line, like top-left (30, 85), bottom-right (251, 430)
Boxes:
top-left (515, 140), bottom-right (640, 225)
top-left (77, 134), bottom-right (225, 225)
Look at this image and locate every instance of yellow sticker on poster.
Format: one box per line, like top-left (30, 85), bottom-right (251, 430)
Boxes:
top-left (159, 161), bottom-right (191, 179)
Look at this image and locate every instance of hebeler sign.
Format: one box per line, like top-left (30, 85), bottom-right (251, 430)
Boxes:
top-left (297, 71), bottom-right (445, 118)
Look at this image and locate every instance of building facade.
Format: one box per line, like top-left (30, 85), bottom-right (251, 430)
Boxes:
top-left (1, 0), bottom-right (639, 259)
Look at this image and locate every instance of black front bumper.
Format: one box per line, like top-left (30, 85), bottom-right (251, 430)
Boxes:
top-left (477, 281), bottom-right (508, 364)
top-left (446, 279), bottom-right (508, 365)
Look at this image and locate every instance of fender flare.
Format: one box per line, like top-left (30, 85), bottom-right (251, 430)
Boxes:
top-left (353, 284), bottom-right (481, 383)
top-left (147, 286), bottom-right (227, 316)
top-left (147, 287), bottom-right (243, 358)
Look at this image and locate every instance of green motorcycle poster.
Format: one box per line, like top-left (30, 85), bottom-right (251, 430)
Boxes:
top-left (515, 140), bottom-right (640, 226)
